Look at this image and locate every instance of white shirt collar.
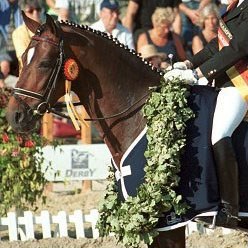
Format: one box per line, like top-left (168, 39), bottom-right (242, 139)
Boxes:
top-left (94, 19), bottom-right (120, 35)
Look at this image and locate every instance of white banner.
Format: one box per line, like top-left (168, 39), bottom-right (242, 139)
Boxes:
top-left (41, 144), bottom-right (111, 181)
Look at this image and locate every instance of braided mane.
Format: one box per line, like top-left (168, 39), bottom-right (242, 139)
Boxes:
top-left (55, 20), bottom-right (165, 76)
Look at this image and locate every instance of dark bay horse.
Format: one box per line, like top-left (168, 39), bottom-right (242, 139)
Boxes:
top-left (6, 14), bottom-right (248, 248)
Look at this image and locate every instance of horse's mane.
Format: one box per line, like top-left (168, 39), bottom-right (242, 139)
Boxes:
top-left (54, 20), bottom-right (164, 77)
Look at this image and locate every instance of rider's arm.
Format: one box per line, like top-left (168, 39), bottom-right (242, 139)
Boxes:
top-left (199, 33), bottom-right (248, 81)
top-left (190, 37), bottom-right (219, 68)
top-left (191, 12), bottom-right (248, 81)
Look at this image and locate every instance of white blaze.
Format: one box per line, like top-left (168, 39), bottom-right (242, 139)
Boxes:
top-left (27, 47), bottom-right (35, 65)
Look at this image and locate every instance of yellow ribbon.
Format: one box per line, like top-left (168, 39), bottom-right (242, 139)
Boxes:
top-left (64, 80), bottom-right (89, 130)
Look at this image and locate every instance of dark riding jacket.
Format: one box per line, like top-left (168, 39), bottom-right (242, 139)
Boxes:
top-left (191, 0), bottom-right (248, 88)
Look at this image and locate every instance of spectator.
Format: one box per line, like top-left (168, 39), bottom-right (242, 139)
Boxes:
top-left (91, 0), bottom-right (134, 49)
top-left (45, 0), bottom-right (58, 20)
top-left (217, 0), bottom-right (229, 15)
top-left (72, 0), bottom-right (102, 25)
top-left (0, 31), bottom-right (12, 88)
top-left (137, 7), bottom-right (187, 63)
top-left (12, 0), bottom-right (42, 71)
top-left (55, 0), bottom-right (70, 21)
top-left (119, 0), bottom-right (129, 20)
top-left (0, 0), bottom-right (23, 40)
top-left (139, 44), bottom-right (169, 69)
top-left (179, 0), bottom-right (212, 52)
top-left (0, 0), bottom-right (23, 77)
top-left (192, 3), bottom-right (219, 55)
top-left (122, 0), bottom-right (182, 46)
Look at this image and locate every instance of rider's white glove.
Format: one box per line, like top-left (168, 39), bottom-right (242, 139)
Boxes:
top-left (164, 69), bottom-right (198, 85)
top-left (173, 60), bottom-right (193, 70)
top-left (198, 77), bottom-right (209, 85)
top-left (173, 62), bottom-right (188, 70)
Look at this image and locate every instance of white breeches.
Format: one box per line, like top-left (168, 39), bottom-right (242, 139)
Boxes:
top-left (211, 87), bottom-right (248, 145)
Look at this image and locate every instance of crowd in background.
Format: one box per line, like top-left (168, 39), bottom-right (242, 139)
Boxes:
top-left (0, 0), bottom-right (228, 88)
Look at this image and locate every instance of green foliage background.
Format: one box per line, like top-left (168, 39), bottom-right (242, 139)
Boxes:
top-left (0, 88), bottom-right (48, 216)
top-left (96, 77), bottom-right (194, 247)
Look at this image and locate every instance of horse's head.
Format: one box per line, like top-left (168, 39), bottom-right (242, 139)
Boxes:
top-left (6, 13), bottom-right (66, 133)
top-left (7, 11), bottom-right (162, 160)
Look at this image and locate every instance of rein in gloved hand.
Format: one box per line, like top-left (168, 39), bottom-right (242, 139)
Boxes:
top-left (173, 60), bottom-right (193, 70)
top-left (164, 68), bottom-right (199, 85)
top-left (165, 60), bottom-right (209, 86)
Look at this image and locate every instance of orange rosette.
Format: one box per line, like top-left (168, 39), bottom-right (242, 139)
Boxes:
top-left (64, 58), bottom-right (79, 81)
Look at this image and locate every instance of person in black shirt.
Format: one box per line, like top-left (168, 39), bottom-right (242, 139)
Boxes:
top-left (122, 0), bottom-right (182, 46)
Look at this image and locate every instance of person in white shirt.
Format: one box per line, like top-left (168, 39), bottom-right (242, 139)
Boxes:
top-left (55, 0), bottom-right (70, 21)
top-left (91, 0), bottom-right (134, 49)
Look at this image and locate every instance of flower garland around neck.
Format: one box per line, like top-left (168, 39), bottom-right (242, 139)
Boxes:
top-left (96, 76), bottom-right (195, 247)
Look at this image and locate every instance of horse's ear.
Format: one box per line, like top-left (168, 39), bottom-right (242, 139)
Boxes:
top-left (22, 11), bottom-right (40, 33)
top-left (45, 14), bottom-right (59, 35)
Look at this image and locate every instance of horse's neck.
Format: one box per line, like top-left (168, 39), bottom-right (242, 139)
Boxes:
top-left (99, 70), bottom-right (160, 165)
top-left (70, 29), bottom-right (161, 166)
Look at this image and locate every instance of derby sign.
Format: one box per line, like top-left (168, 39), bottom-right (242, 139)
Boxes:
top-left (41, 144), bottom-right (111, 181)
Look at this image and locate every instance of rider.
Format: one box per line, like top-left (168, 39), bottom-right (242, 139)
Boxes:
top-left (167, 0), bottom-right (248, 228)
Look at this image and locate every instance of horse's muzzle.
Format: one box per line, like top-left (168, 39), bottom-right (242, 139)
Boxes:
top-left (6, 99), bottom-right (39, 133)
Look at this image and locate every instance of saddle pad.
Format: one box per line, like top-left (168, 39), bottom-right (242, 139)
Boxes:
top-left (112, 85), bottom-right (248, 230)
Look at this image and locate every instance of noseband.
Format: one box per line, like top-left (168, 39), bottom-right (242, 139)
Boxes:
top-left (13, 35), bottom-right (64, 116)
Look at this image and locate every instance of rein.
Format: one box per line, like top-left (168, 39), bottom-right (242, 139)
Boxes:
top-left (51, 90), bottom-right (151, 121)
top-left (13, 29), bottom-right (153, 123)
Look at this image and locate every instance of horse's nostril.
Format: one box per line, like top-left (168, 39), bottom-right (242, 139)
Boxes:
top-left (14, 111), bottom-right (24, 124)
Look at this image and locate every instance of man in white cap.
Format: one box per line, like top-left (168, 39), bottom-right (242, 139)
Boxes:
top-left (91, 0), bottom-right (134, 49)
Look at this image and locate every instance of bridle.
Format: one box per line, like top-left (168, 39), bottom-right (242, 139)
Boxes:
top-left (12, 26), bottom-right (154, 123)
top-left (13, 34), bottom-right (64, 116)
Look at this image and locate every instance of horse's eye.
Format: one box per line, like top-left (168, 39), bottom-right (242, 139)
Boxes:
top-left (38, 61), bottom-right (53, 69)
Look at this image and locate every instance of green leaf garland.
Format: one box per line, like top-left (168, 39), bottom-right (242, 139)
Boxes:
top-left (96, 77), bottom-right (194, 247)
